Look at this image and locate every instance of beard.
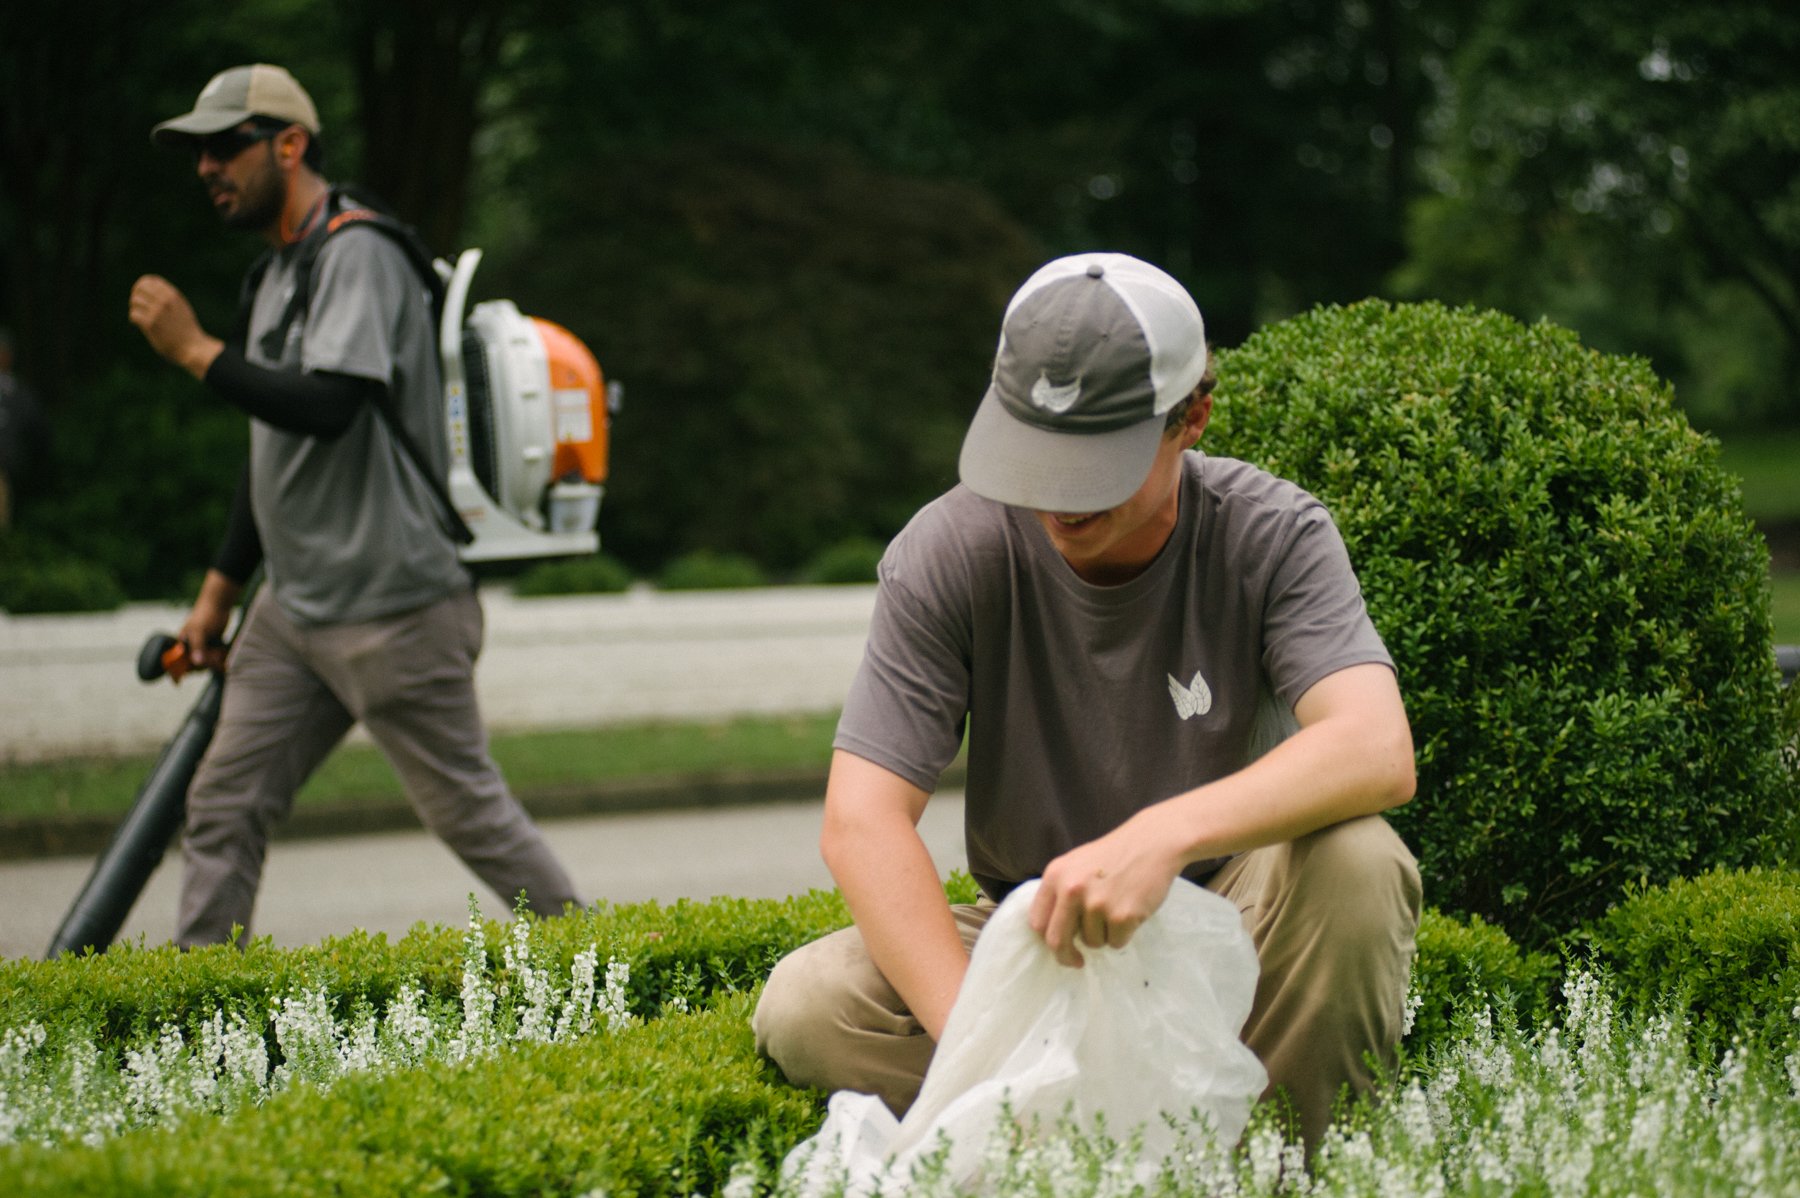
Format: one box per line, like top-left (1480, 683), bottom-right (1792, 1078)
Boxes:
top-left (212, 149), bottom-right (286, 231)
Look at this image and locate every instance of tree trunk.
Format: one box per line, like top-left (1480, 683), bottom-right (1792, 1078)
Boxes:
top-left (340, 0), bottom-right (515, 254)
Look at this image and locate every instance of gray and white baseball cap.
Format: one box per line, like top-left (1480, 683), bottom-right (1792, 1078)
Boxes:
top-left (151, 64), bottom-right (321, 144)
top-left (958, 253), bottom-right (1208, 512)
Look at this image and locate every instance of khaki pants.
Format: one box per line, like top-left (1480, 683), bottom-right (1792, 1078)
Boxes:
top-left (177, 587), bottom-right (582, 946)
top-left (753, 814), bottom-right (1421, 1150)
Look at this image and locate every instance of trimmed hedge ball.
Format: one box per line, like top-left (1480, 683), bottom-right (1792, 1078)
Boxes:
top-left (1209, 300), bottom-right (1796, 946)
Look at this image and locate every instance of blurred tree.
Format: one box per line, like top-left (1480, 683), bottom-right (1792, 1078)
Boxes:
top-left (334, 0), bottom-right (529, 252)
top-left (1, 3), bottom-right (204, 401)
top-left (843, 0), bottom-right (1475, 342)
top-left (481, 0), bottom-right (1480, 569)
top-left (1396, 0), bottom-right (1800, 426)
top-left (488, 137), bottom-right (1040, 571)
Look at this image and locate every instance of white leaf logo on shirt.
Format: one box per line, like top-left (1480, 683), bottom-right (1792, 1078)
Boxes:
top-left (1167, 670), bottom-right (1213, 720)
top-left (1030, 373), bottom-right (1082, 412)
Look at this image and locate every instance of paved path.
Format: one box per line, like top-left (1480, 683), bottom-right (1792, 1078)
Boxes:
top-left (0, 583), bottom-right (877, 763)
top-left (2, 793), bottom-right (967, 960)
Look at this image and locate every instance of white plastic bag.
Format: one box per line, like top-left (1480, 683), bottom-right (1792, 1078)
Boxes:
top-left (782, 877), bottom-right (1267, 1195)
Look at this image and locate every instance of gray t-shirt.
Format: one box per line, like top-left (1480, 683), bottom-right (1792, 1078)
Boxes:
top-left (835, 452), bottom-right (1394, 900)
top-left (246, 219), bottom-right (467, 624)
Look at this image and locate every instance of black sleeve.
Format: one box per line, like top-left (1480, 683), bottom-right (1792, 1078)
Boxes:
top-left (212, 462), bottom-right (263, 584)
top-left (203, 347), bottom-right (380, 437)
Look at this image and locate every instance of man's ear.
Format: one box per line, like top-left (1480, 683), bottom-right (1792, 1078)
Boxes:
top-left (275, 125), bottom-right (308, 171)
top-left (1181, 393), bottom-right (1214, 446)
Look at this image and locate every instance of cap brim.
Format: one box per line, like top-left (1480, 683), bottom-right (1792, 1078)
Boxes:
top-left (958, 384), bottom-right (1169, 512)
top-left (151, 109), bottom-right (252, 145)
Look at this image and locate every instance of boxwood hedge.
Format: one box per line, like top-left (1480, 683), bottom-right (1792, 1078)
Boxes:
top-left (0, 889), bottom-right (852, 1054)
top-left (1209, 300), bottom-right (1797, 946)
top-left (1405, 907), bottom-right (1557, 1061)
top-left (1586, 865), bottom-right (1800, 1041)
top-left (2, 991), bottom-right (818, 1198)
top-left (5, 872), bottom-right (1792, 1192)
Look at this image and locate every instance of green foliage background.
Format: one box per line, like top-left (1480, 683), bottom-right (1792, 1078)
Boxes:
top-left (4, 0), bottom-right (1795, 598)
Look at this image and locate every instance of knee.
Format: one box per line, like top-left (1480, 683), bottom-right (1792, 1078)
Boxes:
top-left (754, 942), bottom-right (842, 1071)
top-left (1288, 816), bottom-right (1422, 940)
top-left (752, 950), bottom-right (805, 1058)
top-left (183, 766), bottom-right (263, 846)
top-left (753, 927), bottom-right (927, 1105)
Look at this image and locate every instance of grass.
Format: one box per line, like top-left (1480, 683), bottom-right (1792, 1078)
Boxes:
top-left (0, 712), bottom-right (841, 820)
top-left (1715, 427), bottom-right (1800, 524)
top-left (1713, 430), bottom-right (1799, 646)
top-left (1775, 572), bottom-right (1800, 646)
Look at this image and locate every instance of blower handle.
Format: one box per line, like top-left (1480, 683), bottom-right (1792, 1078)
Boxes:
top-left (136, 633), bottom-right (189, 683)
top-left (136, 633), bottom-right (224, 684)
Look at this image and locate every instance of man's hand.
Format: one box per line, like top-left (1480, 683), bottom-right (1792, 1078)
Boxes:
top-left (128, 275), bottom-right (224, 380)
top-left (179, 569), bottom-right (243, 672)
top-left (1028, 806), bottom-right (1185, 968)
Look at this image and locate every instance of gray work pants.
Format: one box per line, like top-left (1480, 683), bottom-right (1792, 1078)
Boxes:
top-left (177, 586), bottom-right (582, 946)
top-left (753, 814), bottom-right (1421, 1151)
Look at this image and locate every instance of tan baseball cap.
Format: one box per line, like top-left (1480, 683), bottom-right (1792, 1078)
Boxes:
top-left (151, 64), bottom-right (321, 144)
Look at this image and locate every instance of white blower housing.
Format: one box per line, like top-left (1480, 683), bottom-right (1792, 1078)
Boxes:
top-left (437, 249), bottom-right (617, 562)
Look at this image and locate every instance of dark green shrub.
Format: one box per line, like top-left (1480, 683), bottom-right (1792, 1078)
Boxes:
top-left (511, 552), bottom-right (634, 596)
top-left (658, 549), bottom-right (768, 591)
top-left (1406, 908), bottom-right (1557, 1060)
top-left (1210, 301), bottom-right (1796, 946)
top-left (16, 364), bottom-right (244, 602)
top-left (0, 534), bottom-right (127, 613)
top-left (1585, 866), bottom-right (1800, 1039)
top-left (800, 535), bottom-right (886, 585)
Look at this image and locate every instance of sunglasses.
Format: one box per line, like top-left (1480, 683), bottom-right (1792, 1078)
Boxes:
top-left (191, 124), bottom-right (283, 164)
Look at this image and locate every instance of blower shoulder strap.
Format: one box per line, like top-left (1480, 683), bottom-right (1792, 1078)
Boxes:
top-left (230, 187), bottom-right (472, 546)
top-left (245, 186), bottom-right (445, 360)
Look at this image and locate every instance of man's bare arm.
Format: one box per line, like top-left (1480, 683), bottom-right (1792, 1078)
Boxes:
top-left (1030, 661), bottom-right (1416, 966)
top-left (819, 749), bottom-right (970, 1040)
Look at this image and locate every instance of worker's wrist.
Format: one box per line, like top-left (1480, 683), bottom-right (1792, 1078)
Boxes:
top-left (1135, 792), bottom-right (1221, 872)
top-left (197, 567), bottom-right (244, 610)
top-left (184, 334), bottom-right (226, 382)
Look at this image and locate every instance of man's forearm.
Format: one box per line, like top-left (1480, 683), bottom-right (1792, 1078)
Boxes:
top-left (820, 750), bottom-right (970, 1040)
top-left (203, 350), bottom-right (371, 437)
top-left (1155, 663), bottom-right (1416, 866)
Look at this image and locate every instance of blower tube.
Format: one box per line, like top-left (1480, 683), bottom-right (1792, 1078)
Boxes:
top-left (45, 573), bottom-right (259, 958)
top-left (45, 676), bottom-right (224, 957)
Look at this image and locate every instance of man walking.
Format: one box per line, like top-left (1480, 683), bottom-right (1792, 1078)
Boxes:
top-left (128, 64), bottom-right (581, 946)
top-left (754, 253), bottom-right (1421, 1148)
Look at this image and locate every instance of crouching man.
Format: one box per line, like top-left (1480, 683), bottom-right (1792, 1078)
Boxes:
top-left (753, 253), bottom-right (1421, 1149)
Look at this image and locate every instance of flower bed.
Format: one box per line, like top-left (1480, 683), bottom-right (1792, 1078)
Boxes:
top-left (3, 871), bottom-right (1797, 1195)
